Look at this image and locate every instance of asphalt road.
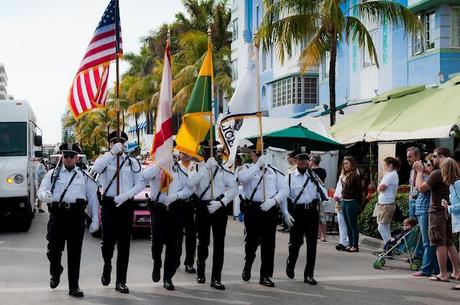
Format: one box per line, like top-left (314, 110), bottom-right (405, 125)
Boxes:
top-left (0, 212), bottom-right (459, 305)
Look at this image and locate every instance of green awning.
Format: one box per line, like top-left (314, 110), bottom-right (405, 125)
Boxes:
top-left (330, 81), bottom-right (460, 144)
top-left (248, 124), bottom-right (344, 151)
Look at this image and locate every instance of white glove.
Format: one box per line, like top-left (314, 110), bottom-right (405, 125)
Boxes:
top-left (41, 190), bottom-right (53, 204)
top-left (89, 220), bottom-right (99, 233)
top-left (284, 213), bottom-right (295, 227)
top-left (260, 198), bottom-right (277, 212)
top-left (205, 157), bottom-right (218, 170)
top-left (110, 142), bottom-right (124, 155)
top-left (256, 155), bottom-right (267, 168)
top-left (207, 200), bottom-right (222, 214)
top-left (114, 193), bottom-right (131, 207)
top-left (164, 193), bottom-right (178, 207)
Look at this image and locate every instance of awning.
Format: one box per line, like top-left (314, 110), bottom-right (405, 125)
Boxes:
top-left (330, 78), bottom-right (460, 144)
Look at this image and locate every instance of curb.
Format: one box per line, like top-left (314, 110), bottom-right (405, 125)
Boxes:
top-left (359, 234), bottom-right (384, 249)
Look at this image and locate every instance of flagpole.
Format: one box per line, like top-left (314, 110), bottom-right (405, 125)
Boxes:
top-left (208, 26), bottom-right (214, 199)
top-left (115, 0), bottom-right (121, 195)
top-left (254, 37), bottom-right (265, 201)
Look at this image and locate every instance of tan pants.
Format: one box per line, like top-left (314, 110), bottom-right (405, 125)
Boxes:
top-left (376, 204), bottom-right (395, 224)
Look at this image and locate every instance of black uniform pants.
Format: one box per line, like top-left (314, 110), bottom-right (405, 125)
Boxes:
top-left (101, 197), bottom-right (133, 284)
top-left (196, 201), bottom-right (227, 282)
top-left (287, 203), bottom-right (319, 278)
top-left (150, 201), bottom-right (185, 281)
top-left (46, 206), bottom-right (85, 290)
top-left (243, 202), bottom-right (278, 278)
top-left (176, 200), bottom-right (196, 267)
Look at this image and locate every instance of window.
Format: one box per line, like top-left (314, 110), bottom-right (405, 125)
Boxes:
top-left (262, 50), bottom-right (267, 71)
top-left (412, 11), bottom-right (435, 55)
top-left (271, 76), bottom-right (318, 108)
top-left (452, 7), bottom-right (460, 47)
top-left (0, 122), bottom-right (27, 156)
top-left (231, 59), bottom-right (238, 81)
top-left (232, 19), bottom-right (238, 41)
top-left (363, 30), bottom-right (377, 68)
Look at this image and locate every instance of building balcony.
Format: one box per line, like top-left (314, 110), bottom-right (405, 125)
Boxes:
top-left (408, 0), bottom-right (459, 13)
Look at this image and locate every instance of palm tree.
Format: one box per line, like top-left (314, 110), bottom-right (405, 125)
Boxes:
top-left (258, 0), bottom-right (422, 126)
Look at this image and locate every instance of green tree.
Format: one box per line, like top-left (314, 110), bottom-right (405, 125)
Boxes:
top-left (258, 0), bottom-right (421, 126)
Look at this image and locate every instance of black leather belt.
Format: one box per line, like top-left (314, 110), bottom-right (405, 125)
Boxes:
top-left (48, 200), bottom-right (86, 210)
top-left (294, 200), bottom-right (318, 210)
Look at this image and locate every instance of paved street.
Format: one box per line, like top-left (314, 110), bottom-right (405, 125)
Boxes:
top-left (0, 212), bottom-right (459, 305)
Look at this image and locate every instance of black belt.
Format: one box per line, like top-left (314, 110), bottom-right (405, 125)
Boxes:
top-left (48, 200), bottom-right (86, 210)
top-left (294, 200), bottom-right (318, 210)
top-left (249, 201), bottom-right (263, 205)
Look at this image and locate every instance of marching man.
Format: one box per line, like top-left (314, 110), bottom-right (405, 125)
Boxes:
top-left (237, 149), bottom-right (287, 287)
top-left (92, 131), bottom-right (144, 294)
top-left (38, 143), bottom-right (99, 297)
top-left (188, 141), bottom-right (238, 290)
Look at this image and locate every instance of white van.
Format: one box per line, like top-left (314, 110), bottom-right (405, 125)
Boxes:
top-left (0, 100), bottom-right (42, 231)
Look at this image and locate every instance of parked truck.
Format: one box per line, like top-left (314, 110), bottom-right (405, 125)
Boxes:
top-left (0, 100), bottom-right (42, 231)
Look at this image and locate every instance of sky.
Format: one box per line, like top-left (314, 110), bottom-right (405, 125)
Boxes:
top-left (0, 0), bottom-right (184, 144)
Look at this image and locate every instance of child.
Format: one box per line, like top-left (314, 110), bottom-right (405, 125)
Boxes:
top-left (383, 217), bottom-right (417, 253)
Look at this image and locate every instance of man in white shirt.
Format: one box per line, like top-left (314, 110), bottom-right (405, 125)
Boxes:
top-left (142, 157), bottom-right (193, 290)
top-left (38, 143), bottom-right (99, 298)
top-left (284, 147), bottom-right (327, 286)
top-left (237, 149), bottom-right (288, 287)
top-left (188, 140), bottom-right (238, 290)
top-left (92, 131), bottom-right (144, 294)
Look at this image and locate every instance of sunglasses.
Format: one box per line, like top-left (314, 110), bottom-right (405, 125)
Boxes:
top-left (433, 154), bottom-right (444, 158)
top-left (63, 154), bottom-right (76, 159)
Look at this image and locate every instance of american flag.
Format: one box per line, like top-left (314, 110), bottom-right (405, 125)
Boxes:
top-left (68, 0), bottom-right (123, 118)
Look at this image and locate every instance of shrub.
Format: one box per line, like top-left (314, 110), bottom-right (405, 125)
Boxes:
top-left (358, 192), bottom-right (409, 239)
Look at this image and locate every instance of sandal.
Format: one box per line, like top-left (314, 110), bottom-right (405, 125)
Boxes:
top-left (348, 247), bottom-right (359, 253)
top-left (429, 275), bottom-right (450, 282)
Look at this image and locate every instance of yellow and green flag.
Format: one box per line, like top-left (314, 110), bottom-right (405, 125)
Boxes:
top-left (175, 40), bottom-right (213, 160)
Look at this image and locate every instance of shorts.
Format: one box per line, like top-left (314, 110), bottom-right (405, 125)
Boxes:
top-left (428, 212), bottom-right (453, 247)
top-left (318, 202), bottom-right (326, 224)
top-left (376, 203), bottom-right (395, 224)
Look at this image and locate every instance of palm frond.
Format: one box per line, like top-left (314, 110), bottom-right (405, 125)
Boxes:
top-left (350, 1), bottom-right (422, 35)
top-left (299, 26), bottom-right (331, 72)
top-left (344, 16), bottom-right (379, 68)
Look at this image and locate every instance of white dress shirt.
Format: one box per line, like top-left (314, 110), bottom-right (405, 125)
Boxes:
top-left (237, 163), bottom-right (288, 203)
top-left (286, 168), bottom-right (318, 205)
top-left (38, 166), bottom-right (99, 221)
top-left (188, 161), bottom-right (238, 205)
top-left (142, 162), bottom-right (193, 203)
top-left (92, 152), bottom-right (145, 198)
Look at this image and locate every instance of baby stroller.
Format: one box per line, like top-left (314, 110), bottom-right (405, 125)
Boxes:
top-left (373, 224), bottom-right (422, 271)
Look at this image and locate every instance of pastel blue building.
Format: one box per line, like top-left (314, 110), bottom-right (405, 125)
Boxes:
top-left (230, 0), bottom-right (460, 118)
top-left (319, 0), bottom-right (460, 106)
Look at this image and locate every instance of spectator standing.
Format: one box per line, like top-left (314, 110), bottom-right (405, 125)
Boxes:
top-left (441, 157), bottom-right (460, 290)
top-left (339, 156), bottom-right (362, 252)
top-left (407, 147), bottom-right (422, 217)
top-left (415, 147), bottom-right (460, 282)
top-left (413, 154), bottom-right (439, 277)
top-left (333, 174), bottom-right (349, 251)
top-left (310, 154), bottom-right (327, 242)
top-left (376, 157), bottom-right (400, 244)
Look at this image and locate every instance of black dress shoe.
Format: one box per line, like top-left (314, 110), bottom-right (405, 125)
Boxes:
top-left (69, 288), bottom-right (84, 297)
top-left (259, 277), bottom-right (275, 287)
top-left (101, 264), bottom-right (112, 286)
top-left (196, 275), bottom-right (206, 284)
top-left (185, 265), bottom-right (196, 274)
top-left (210, 281), bottom-right (225, 290)
top-left (335, 244), bottom-right (347, 251)
top-left (304, 276), bottom-right (317, 285)
top-left (115, 283), bottom-right (130, 294)
top-left (242, 269), bottom-right (251, 281)
top-left (50, 266), bottom-right (63, 289)
top-left (152, 268), bottom-right (161, 283)
top-left (163, 280), bottom-right (175, 291)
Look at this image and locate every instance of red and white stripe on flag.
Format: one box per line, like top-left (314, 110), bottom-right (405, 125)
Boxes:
top-left (68, 64), bottom-right (110, 117)
top-left (68, 0), bottom-right (122, 119)
top-left (151, 42), bottom-right (174, 186)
